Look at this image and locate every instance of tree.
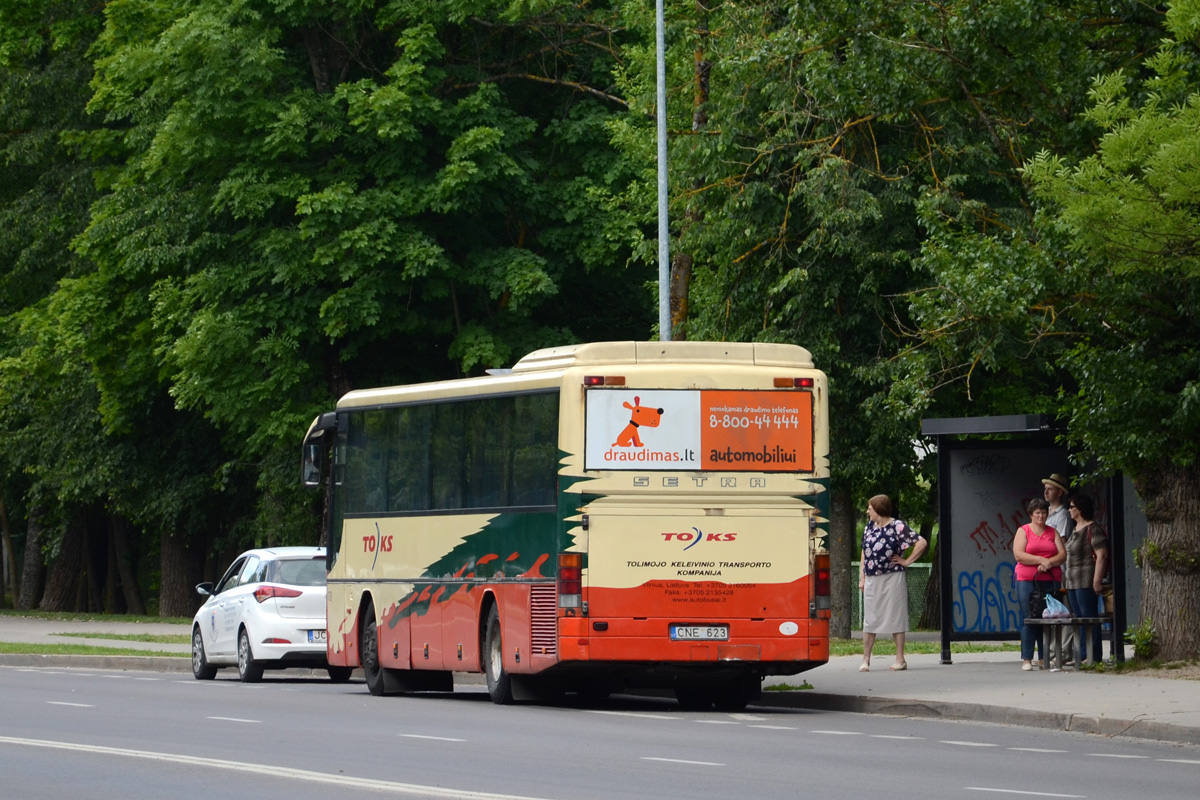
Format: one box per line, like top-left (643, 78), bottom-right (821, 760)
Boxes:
top-left (1019, 0), bottom-right (1200, 659)
top-left (75, 0), bottom-right (649, 547)
top-left (619, 0), bottom-right (1164, 635)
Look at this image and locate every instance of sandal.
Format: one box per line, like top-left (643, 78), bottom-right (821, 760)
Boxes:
top-left (859, 662), bottom-right (870, 672)
top-left (889, 662), bottom-right (907, 671)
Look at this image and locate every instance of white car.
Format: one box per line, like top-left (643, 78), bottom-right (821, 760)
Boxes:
top-left (190, 546), bottom-right (352, 682)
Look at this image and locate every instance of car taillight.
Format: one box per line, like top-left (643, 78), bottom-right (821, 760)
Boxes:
top-left (253, 585), bottom-right (303, 603)
top-left (558, 552), bottom-right (582, 608)
top-left (814, 553), bottom-right (831, 597)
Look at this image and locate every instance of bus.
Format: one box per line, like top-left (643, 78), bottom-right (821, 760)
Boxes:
top-left (301, 340), bottom-right (830, 709)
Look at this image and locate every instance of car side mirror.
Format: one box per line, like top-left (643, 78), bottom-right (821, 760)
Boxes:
top-left (195, 582), bottom-right (215, 597)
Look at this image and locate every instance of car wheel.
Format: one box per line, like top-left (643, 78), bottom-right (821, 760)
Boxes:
top-left (327, 665), bottom-right (354, 682)
top-left (237, 628), bottom-right (264, 682)
top-left (484, 605), bottom-right (513, 704)
top-left (361, 602), bottom-right (386, 696)
top-left (191, 628), bottom-right (217, 680)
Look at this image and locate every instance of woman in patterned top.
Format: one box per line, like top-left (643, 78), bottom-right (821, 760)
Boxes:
top-left (858, 495), bottom-right (927, 672)
top-left (1065, 493), bottom-right (1109, 664)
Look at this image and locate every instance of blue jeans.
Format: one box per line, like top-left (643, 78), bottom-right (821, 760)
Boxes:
top-left (1068, 588), bottom-right (1104, 662)
top-left (1017, 579), bottom-right (1059, 661)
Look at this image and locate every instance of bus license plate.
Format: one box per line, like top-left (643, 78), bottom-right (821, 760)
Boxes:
top-left (670, 625), bottom-right (729, 641)
top-left (308, 629), bottom-right (327, 643)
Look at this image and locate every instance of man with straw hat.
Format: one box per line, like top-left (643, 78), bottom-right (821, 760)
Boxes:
top-left (1042, 473), bottom-right (1075, 666)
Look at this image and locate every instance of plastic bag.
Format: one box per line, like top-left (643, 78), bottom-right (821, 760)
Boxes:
top-left (1043, 593), bottom-right (1071, 618)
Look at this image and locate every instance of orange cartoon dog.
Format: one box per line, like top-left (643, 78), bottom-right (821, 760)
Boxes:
top-left (613, 396), bottom-right (664, 447)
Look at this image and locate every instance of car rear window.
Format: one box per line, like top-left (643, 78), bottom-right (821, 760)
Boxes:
top-left (274, 558), bottom-right (326, 587)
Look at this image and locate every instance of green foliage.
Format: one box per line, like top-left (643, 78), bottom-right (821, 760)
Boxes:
top-left (1125, 617), bottom-right (1157, 660)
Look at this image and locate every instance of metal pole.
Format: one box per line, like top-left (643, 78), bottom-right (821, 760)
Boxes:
top-left (656, 0), bottom-right (671, 341)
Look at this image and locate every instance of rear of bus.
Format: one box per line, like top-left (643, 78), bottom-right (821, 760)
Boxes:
top-left (535, 341), bottom-right (830, 707)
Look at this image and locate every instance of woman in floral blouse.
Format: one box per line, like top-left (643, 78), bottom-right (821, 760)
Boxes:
top-left (858, 495), bottom-right (927, 672)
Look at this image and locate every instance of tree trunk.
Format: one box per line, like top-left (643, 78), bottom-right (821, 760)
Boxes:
top-left (18, 505), bottom-right (46, 611)
top-left (111, 515), bottom-right (146, 615)
top-left (41, 509), bottom-right (86, 612)
top-left (158, 528), bottom-right (198, 618)
top-left (84, 505), bottom-right (106, 613)
top-left (1, 496), bottom-right (17, 607)
top-left (918, 524), bottom-right (941, 630)
top-left (1132, 462), bottom-right (1200, 661)
top-left (828, 485), bottom-right (855, 639)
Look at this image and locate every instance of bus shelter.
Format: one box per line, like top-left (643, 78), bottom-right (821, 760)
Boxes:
top-left (921, 415), bottom-right (1143, 665)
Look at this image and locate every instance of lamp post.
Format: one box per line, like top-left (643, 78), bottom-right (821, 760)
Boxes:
top-left (656, 0), bottom-right (671, 341)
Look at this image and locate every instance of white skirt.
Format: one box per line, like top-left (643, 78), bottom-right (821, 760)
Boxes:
top-left (863, 570), bottom-right (909, 634)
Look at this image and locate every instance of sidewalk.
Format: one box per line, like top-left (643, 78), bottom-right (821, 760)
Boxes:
top-left (2, 616), bottom-right (1198, 746)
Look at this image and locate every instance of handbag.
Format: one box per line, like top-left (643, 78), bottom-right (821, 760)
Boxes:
top-left (1028, 583), bottom-right (1048, 618)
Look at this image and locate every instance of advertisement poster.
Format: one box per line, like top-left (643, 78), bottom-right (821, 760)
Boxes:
top-left (584, 389), bottom-right (813, 472)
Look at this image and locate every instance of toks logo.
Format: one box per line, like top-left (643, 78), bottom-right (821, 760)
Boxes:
top-left (662, 527), bottom-right (738, 551)
top-left (363, 521), bottom-right (392, 571)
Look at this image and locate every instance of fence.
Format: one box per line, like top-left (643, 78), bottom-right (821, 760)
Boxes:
top-left (850, 562), bottom-right (931, 631)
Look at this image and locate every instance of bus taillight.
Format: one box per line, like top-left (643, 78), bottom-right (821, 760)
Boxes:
top-left (583, 375), bottom-right (626, 386)
top-left (814, 553), bottom-right (831, 597)
top-left (558, 552), bottom-right (583, 609)
top-left (774, 377), bottom-right (815, 388)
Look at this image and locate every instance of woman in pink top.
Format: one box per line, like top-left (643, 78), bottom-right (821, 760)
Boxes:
top-left (1013, 497), bottom-right (1066, 671)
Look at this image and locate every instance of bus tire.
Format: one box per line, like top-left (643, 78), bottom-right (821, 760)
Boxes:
top-left (713, 675), bottom-right (758, 712)
top-left (327, 665), bottom-right (354, 682)
top-left (484, 605), bottom-right (513, 704)
top-left (674, 686), bottom-right (713, 711)
top-left (361, 602), bottom-right (388, 696)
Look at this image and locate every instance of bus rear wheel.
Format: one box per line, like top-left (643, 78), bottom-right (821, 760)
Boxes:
top-left (674, 686), bottom-right (713, 711)
top-left (484, 605), bottom-right (513, 704)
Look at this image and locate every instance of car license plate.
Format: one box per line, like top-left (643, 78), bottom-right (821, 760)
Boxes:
top-left (308, 629), bottom-right (327, 643)
top-left (670, 625), bottom-right (729, 641)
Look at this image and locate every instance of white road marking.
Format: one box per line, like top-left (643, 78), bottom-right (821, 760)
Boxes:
top-left (206, 716), bottom-right (260, 723)
top-left (749, 725), bottom-right (797, 730)
top-left (641, 757), bottom-right (724, 766)
top-left (871, 735), bottom-right (923, 740)
top-left (0, 736), bottom-right (557, 799)
top-left (965, 789), bottom-right (1083, 797)
top-left (694, 720), bottom-right (739, 725)
top-left (1158, 758), bottom-right (1200, 765)
top-left (1009, 748), bottom-right (1068, 753)
top-left (583, 710), bottom-right (678, 720)
top-left (46, 702), bottom-right (93, 708)
top-left (1087, 753), bottom-right (1148, 759)
top-left (400, 734), bottom-right (467, 742)
top-left (728, 714), bottom-right (765, 721)
top-left (942, 740), bottom-right (999, 747)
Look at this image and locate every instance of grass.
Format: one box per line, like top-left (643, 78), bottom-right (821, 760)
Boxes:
top-left (0, 608), bottom-right (192, 657)
top-left (0, 641), bottom-right (187, 658)
top-left (54, 632), bottom-right (191, 645)
top-left (829, 638), bottom-right (1020, 657)
top-left (0, 609), bottom-right (191, 625)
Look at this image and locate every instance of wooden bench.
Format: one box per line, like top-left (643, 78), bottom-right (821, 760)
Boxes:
top-left (1022, 617), bottom-right (1111, 671)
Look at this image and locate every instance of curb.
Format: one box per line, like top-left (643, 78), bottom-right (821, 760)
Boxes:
top-left (758, 691), bottom-right (1200, 747)
top-left (0, 653), bottom-right (193, 673)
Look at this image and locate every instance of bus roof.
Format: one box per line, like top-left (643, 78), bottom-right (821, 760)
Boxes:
top-left (511, 341), bottom-right (814, 372)
top-left (336, 340), bottom-right (816, 409)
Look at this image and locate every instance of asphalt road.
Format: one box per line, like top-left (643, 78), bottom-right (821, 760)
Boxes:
top-left (3, 665), bottom-right (1199, 800)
